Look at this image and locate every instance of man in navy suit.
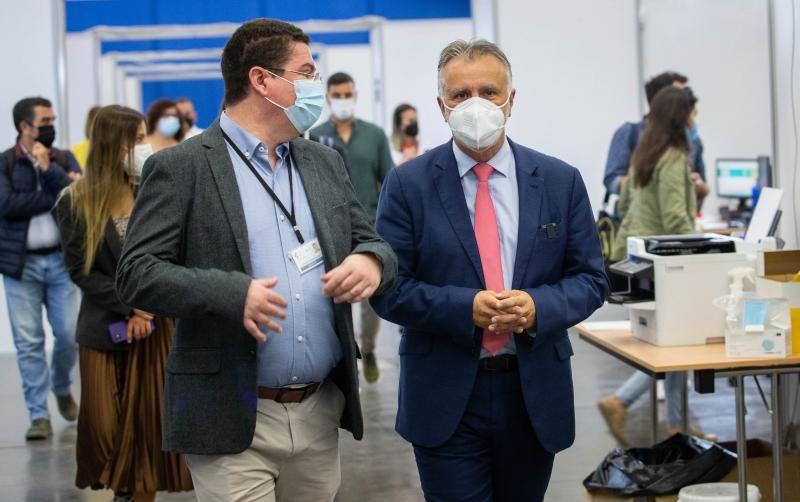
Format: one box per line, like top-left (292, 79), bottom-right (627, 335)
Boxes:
top-left (371, 40), bottom-right (608, 501)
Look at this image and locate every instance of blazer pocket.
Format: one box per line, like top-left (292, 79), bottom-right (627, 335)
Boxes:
top-left (398, 332), bottom-right (434, 355)
top-left (553, 335), bottom-right (574, 361)
top-left (167, 349), bottom-right (221, 374)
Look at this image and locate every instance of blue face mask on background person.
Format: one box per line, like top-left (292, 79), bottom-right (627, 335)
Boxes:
top-left (263, 69), bottom-right (325, 134)
top-left (686, 121), bottom-right (699, 143)
top-left (158, 116), bottom-right (181, 137)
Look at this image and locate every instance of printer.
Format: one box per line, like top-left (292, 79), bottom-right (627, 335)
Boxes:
top-left (608, 234), bottom-right (750, 346)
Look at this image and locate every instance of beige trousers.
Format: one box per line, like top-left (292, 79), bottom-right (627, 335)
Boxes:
top-left (186, 381), bottom-right (346, 502)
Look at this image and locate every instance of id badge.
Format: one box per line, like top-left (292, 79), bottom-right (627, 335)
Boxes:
top-left (289, 238), bottom-right (324, 274)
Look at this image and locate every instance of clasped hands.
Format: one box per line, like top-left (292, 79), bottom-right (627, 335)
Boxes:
top-left (473, 290), bottom-right (536, 334)
top-left (243, 253), bottom-right (382, 342)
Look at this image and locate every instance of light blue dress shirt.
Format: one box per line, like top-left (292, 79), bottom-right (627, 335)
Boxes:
top-left (220, 112), bottom-right (341, 387)
top-left (453, 139), bottom-right (519, 357)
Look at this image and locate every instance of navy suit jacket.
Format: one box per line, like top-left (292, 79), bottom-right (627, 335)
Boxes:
top-left (371, 139), bottom-right (608, 454)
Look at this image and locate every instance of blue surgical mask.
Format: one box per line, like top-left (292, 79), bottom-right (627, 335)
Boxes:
top-left (263, 69), bottom-right (325, 134)
top-left (686, 122), bottom-right (699, 143)
top-left (158, 116), bottom-right (181, 137)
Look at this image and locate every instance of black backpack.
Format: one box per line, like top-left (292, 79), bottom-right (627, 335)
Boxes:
top-left (596, 193), bottom-right (619, 264)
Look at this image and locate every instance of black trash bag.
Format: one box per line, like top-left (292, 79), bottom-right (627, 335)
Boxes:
top-left (583, 433), bottom-right (737, 497)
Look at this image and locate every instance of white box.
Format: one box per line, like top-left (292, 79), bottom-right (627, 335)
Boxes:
top-left (726, 327), bottom-right (791, 358)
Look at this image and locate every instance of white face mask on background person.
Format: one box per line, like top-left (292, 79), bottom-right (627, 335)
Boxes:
top-left (124, 143), bottom-right (154, 177)
top-left (443, 95), bottom-right (511, 151)
top-left (329, 98), bottom-right (356, 121)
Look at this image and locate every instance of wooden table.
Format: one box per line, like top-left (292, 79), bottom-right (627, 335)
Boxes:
top-left (576, 323), bottom-right (800, 502)
top-left (708, 226), bottom-right (745, 237)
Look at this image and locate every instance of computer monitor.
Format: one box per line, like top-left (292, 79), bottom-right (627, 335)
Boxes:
top-left (715, 158), bottom-right (761, 199)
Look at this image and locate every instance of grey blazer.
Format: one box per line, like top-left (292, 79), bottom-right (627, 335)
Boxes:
top-left (116, 120), bottom-right (397, 455)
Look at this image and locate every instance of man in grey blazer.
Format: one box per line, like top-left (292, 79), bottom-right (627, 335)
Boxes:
top-left (116, 18), bottom-right (397, 502)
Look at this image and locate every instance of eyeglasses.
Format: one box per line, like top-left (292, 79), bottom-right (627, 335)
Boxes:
top-left (269, 68), bottom-right (322, 82)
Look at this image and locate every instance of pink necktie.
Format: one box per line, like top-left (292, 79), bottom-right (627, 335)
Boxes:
top-left (473, 162), bottom-right (509, 356)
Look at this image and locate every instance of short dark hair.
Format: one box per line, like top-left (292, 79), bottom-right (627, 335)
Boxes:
top-left (644, 71), bottom-right (688, 105)
top-left (221, 18), bottom-right (311, 106)
top-left (327, 72), bottom-right (354, 90)
top-left (13, 97), bottom-right (52, 134)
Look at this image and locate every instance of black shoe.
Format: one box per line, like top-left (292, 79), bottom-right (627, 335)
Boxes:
top-left (55, 393), bottom-right (78, 422)
top-left (25, 418), bottom-right (53, 440)
top-left (363, 353), bottom-right (380, 384)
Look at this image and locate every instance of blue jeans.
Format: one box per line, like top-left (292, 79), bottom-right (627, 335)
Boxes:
top-left (3, 252), bottom-right (79, 421)
top-left (615, 370), bottom-right (685, 428)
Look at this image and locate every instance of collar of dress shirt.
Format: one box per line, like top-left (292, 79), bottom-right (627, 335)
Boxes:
top-left (452, 137), bottom-right (512, 180)
top-left (220, 111), bottom-right (290, 162)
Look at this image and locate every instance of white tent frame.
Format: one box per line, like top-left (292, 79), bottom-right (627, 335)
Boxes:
top-left (81, 16), bottom-right (387, 124)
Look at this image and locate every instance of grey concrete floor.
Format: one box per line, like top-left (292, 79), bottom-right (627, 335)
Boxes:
top-left (0, 304), bottom-right (780, 501)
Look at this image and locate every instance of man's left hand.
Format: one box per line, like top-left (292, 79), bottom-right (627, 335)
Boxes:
top-left (321, 253), bottom-right (382, 304)
top-left (67, 171), bottom-right (82, 181)
top-left (489, 290), bottom-right (536, 334)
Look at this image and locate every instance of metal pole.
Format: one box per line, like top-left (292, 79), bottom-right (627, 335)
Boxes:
top-left (51, 0), bottom-right (70, 147)
top-left (735, 374), bottom-right (749, 501)
top-left (634, 0), bottom-right (646, 116)
top-left (369, 22), bottom-right (386, 130)
top-left (650, 376), bottom-right (658, 444)
top-left (772, 373), bottom-right (784, 502)
top-left (681, 372), bottom-right (689, 434)
top-left (767, 0), bottom-right (780, 190)
top-left (93, 32), bottom-right (103, 105)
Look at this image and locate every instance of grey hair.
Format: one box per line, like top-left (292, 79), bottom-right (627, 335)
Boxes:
top-left (437, 39), bottom-right (512, 97)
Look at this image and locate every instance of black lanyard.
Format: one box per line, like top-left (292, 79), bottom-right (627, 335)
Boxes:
top-left (221, 130), bottom-right (305, 244)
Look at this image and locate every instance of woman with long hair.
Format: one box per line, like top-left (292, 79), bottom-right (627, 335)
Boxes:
top-left (390, 103), bottom-right (422, 165)
top-left (598, 86), bottom-right (715, 446)
top-left (55, 105), bottom-right (192, 501)
top-left (143, 99), bottom-right (184, 153)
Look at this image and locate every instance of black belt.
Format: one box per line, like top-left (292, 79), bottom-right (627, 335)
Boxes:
top-left (479, 354), bottom-right (518, 372)
top-left (27, 246), bottom-right (60, 256)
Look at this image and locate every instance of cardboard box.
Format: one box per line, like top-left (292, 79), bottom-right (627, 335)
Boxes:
top-left (756, 249), bottom-right (800, 352)
top-left (718, 439), bottom-right (800, 502)
top-left (584, 492), bottom-right (676, 501)
top-left (584, 439), bottom-right (800, 502)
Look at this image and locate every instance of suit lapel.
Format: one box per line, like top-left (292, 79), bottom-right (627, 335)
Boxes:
top-left (433, 145), bottom-right (484, 285)
top-left (289, 139), bottom-right (337, 268)
top-left (203, 122), bottom-right (253, 276)
top-left (510, 141), bottom-right (543, 289)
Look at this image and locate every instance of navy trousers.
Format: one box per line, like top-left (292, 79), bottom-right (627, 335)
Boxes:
top-left (413, 366), bottom-right (555, 502)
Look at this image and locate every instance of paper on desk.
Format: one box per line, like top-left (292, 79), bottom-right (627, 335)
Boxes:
top-left (699, 220), bottom-right (729, 231)
top-left (580, 320), bottom-right (631, 331)
top-left (746, 187), bottom-right (783, 243)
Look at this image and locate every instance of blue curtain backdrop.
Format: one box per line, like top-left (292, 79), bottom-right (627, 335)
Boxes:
top-left (66, 0), bottom-right (470, 32)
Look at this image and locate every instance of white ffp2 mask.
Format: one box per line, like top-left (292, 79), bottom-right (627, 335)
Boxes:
top-left (443, 96), bottom-right (510, 151)
top-left (124, 144), bottom-right (154, 177)
top-left (329, 98), bottom-right (356, 121)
